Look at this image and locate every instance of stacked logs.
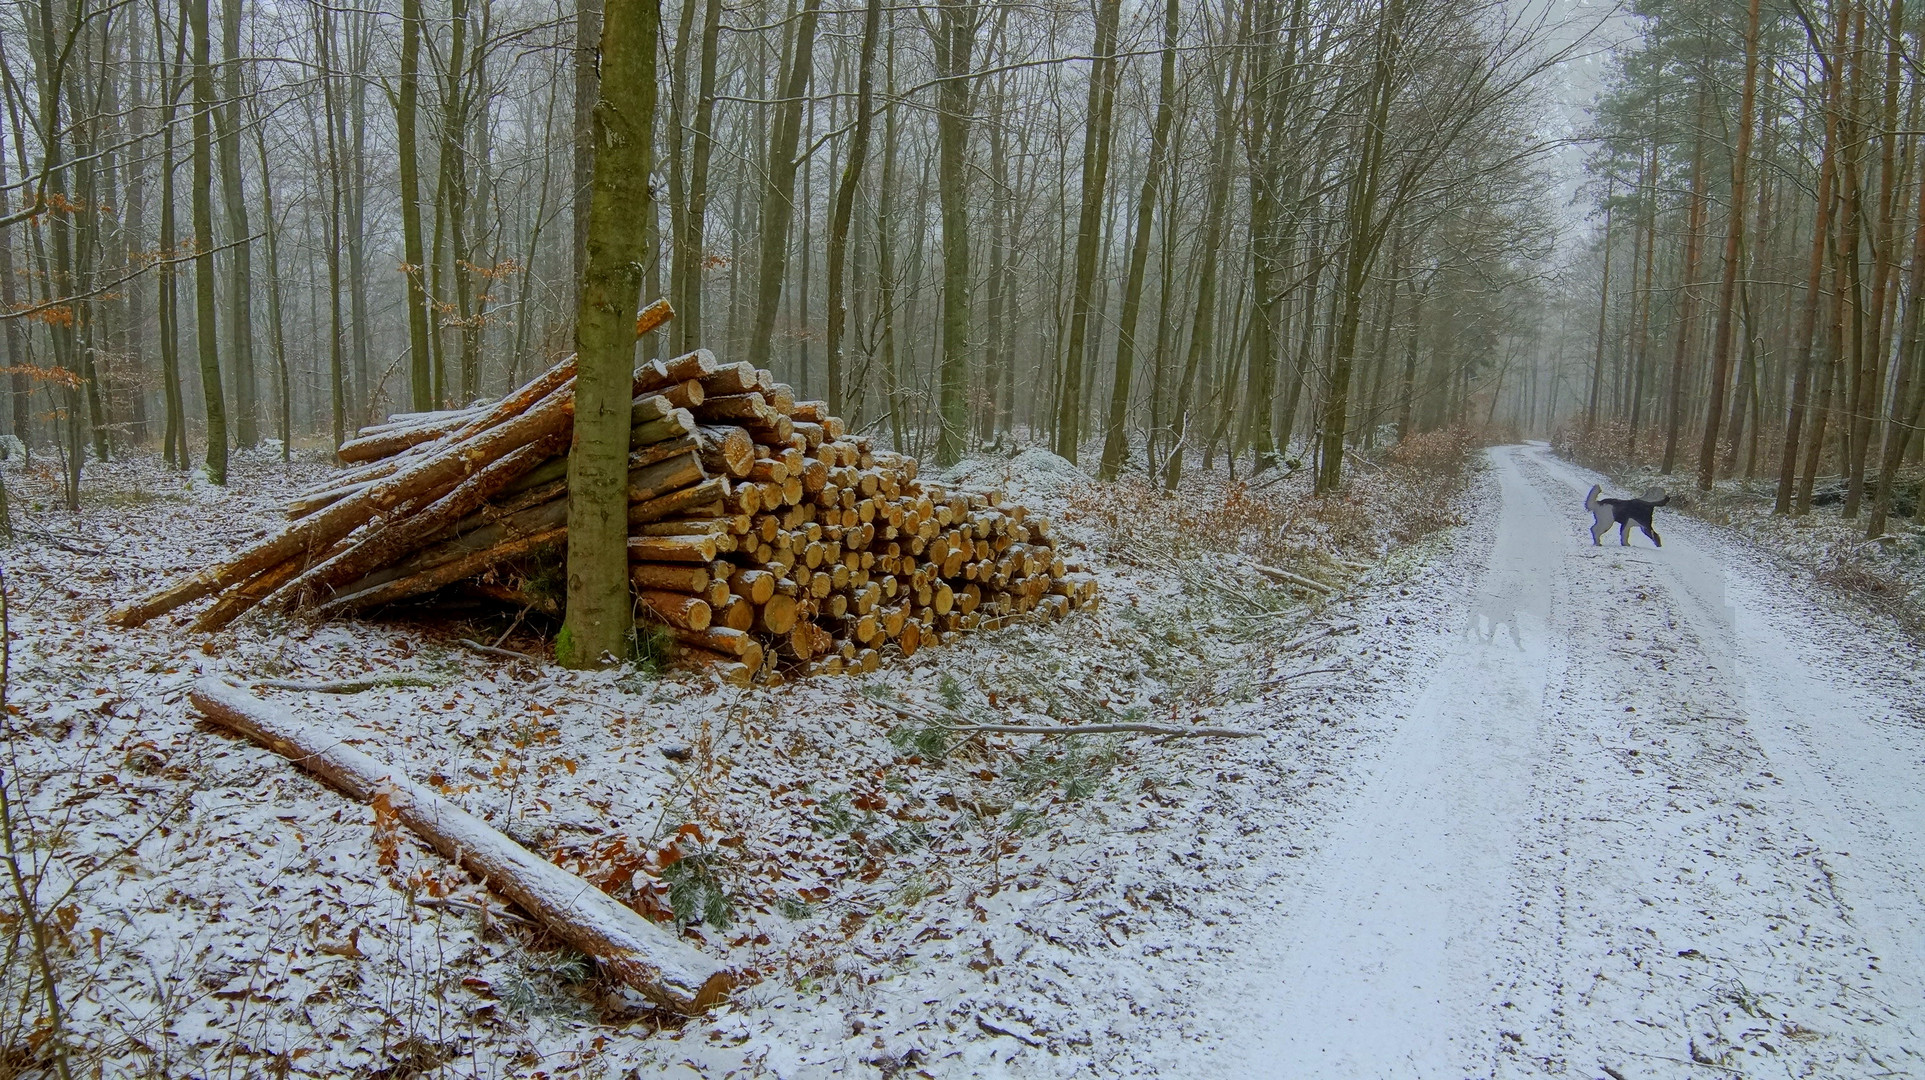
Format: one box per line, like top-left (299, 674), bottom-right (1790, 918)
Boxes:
top-left (108, 303), bottom-right (1096, 684)
top-left (625, 362), bottom-right (1097, 684)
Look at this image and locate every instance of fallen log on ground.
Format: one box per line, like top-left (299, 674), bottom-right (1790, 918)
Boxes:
top-left (189, 679), bottom-right (736, 1013)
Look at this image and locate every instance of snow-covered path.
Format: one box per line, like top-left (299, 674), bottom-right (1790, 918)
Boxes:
top-left (1184, 444), bottom-right (1925, 1079)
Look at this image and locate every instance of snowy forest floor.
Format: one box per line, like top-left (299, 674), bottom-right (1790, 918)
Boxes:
top-left (7, 436), bottom-right (1923, 1078)
top-left (2, 431), bottom-right (1477, 1079)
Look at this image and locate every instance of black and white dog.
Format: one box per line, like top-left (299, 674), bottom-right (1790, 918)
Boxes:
top-left (1585, 484), bottom-right (1668, 547)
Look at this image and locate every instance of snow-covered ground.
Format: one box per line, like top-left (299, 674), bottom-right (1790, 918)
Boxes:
top-left (1174, 444), bottom-right (1925, 1079)
top-left (5, 440), bottom-right (1922, 1078)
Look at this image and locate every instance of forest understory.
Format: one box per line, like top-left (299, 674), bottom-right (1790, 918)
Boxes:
top-left (1, 430), bottom-right (1477, 1079)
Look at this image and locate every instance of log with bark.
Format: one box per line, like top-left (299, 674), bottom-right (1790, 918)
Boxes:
top-left (190, 679), bottom-right (735, 1013)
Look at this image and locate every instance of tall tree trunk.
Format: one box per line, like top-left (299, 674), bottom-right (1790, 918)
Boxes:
top-left (874, 24), bottom-right (904, 450)
top-left (187, 0), bottom-right (228, 482)
top-left (442, 0), bottom-right (479, 402)
top-left (1695, 0), bottom-right (1761, 491)
top-left (315, 8), bottom-right (347, 448)
top-left (30, 0), bottom-right (84, 505)
top-left (668, 0), bottom-right (722, 356)
top-left (1098, 0), bottom-right (1178, 480)
top-left (665, 0), bottom-right (697, 346)
top-left (560, 0), bottom-right (659, 669)
top-left (122, 15), bottom-right (152, 446)
top-left (1242, 0), bottom-right (1306, 473)
top-left (573, 0), bottom-right (603, 296)
top-left (1586, 186), bottom-right (1613, 431)
top-left (746, 0), bottom-right (824, 370)
top-left (1843, 0), bottom-right (1901, 516)
top-left (992, 116), bottom-right (1022, 440)
top-left (399, 0), bottom-right (434, 410)
top-left (1833, 0), bottom-right (1870, 515)
top-left (1396, 276), bottom-right (1427, 440)
top-left (345, 12), bottom-right (373, 417)
top-left (1050, 0), bottom-right (1120, 464)
top-left (932, 0), bottom-right (978, 466)
top-left (1165, 26), bottom-right (1243, 490)
top-left (215, 0), bottom-right (256, 448)
top-left (1726, 63), bottom-right (1777, 479)
top-left (1625, 132), bottom-right (1657, 460)
top-left (1315, 0), bottom-right (1401, 493)
top-left (824, 0), bottom-right (882, 419)
top-left (1145, 113), bottom-right (1183, 469)
top-left (1776, 15), bottom-right (1841, 513)
top-left (156, 8), bottom-right (188, 468)
top-left (0, 110), bottom-right (28, 450)
top-left (1661, 92), bottom-right (1709, 476)
top-left (1867, 114), bottom-right (1925, 535)
top-left (71, 15), bottom-right (110, 466)
top-left (250, 109), bottom-right (292, 461)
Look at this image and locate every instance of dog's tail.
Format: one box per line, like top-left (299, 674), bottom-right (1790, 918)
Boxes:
top-left (1585, 484), bottom-right (1603, 511)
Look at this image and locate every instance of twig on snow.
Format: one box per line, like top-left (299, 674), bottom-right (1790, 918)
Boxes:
top-left (1280, 620), bottom-right (1360, 653)
top-left (491, 605), bottom-right (531, 650)
top-left (880, 702), bottom-right (1255, 741)
top-left (947, 722), bottom-right (1258, 739)
top-left (1620, 1050), bottom-right (1744, 1075)
top-left (977, 1015), bottom-right (1044, 1047)
top-left (1251, 563), bottom-right (1336, 595)
top-left (19, 528), bottom-right (110, 557)
top-left (410, 895), bottom-right (537, 927)
top-left (257, 674), bottom-right (444, 693)
top-left (1259, 666), bottom-right (1346, 688)
top-left (457, 637), bottom-right (537, 662)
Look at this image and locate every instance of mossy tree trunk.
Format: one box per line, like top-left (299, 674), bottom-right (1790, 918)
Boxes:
top-left (559, 0), bottom-right (659, 669)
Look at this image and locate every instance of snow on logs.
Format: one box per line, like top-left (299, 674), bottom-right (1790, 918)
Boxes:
top-left (190, 679), bottom-right (737, 1013)
top-left (109, 298), bottom-right (1097, 682)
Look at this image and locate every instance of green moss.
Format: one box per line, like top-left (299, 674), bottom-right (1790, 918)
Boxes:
top-left (552, 624), bottom-right (580, 668)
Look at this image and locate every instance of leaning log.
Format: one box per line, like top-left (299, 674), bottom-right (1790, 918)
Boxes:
top-left (316, 527), bottom-right (566, 616)
top-left (108, 378), bottom-right (577, 628)
top-left (267, 432), bottom-right (571, 615)
top-left (189, 680), bottom-right (735, 1013)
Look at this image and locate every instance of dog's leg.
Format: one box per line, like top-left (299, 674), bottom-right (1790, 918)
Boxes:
top-left (1641, 521), bottom-right (1662, 547)
top-left (1619, 521), bottom-right (1631, 546)
top-left (1591, 517), bottom-right (1609, 546)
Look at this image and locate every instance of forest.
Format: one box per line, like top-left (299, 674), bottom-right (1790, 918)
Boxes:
top-left (1, 0), bottom-right (1562, 504)
top-left (5, 0), bottom-right (1925, 1074)
top-left (1565, 0), bottom-right (1925, 539)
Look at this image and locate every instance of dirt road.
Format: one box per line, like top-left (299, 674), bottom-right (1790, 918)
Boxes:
top-left (1183, 444), bottom-right (1925, 1078)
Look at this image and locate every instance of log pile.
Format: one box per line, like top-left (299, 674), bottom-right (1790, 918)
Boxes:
top-left (109, 302), bottom-right (1096, 684)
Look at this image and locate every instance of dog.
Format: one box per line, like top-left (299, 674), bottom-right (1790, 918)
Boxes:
top-left (1585, 484), bottom-right (1668, 547)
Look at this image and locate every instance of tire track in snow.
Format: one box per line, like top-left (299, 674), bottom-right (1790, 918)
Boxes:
top-left (1173, 444), bottom-right (1925, 1079)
